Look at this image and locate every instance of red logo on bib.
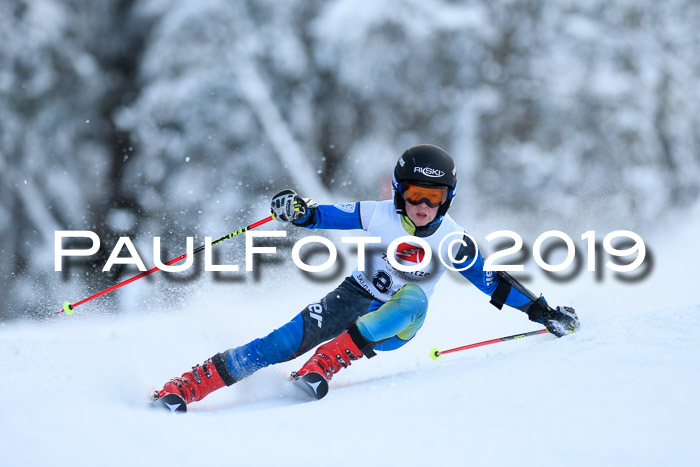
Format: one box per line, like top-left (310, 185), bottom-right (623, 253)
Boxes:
top-left (395, 243), bottom-right (425, 264)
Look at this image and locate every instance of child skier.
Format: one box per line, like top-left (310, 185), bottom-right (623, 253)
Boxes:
top-left (153, 144), bottom-right (579, 408)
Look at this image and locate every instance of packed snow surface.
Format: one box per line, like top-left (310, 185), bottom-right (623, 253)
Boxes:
top-left (1, 207), bottom-right (698, 467)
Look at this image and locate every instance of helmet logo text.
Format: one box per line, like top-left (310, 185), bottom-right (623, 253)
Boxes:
top-left (414, 166), bottom-right (445, 178)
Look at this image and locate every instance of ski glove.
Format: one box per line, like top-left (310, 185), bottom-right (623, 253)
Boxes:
top-left (526, 298), bottom-right (580, 337)
top-left (271, 189), bottom-right (317, 226)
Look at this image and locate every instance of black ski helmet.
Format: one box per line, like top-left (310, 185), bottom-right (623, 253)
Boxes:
top-left (392, 144), bottom-right (457, 219)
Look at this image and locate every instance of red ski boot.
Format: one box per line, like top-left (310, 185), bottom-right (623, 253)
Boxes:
top-left (152, 353), bottom-right (236, 412)
top-left (290, 326), bottom-right (375, 399)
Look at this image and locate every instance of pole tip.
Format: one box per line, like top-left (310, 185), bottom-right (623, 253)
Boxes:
top-left (429, 347), bottom-right (441, 361)
top-left (62, 301), bottom-right (74, 315)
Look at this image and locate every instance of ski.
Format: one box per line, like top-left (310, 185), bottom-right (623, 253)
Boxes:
top-left (289, 371), bottom-right (329, 400)
top-left (150, 392), bottom-right (188, 413)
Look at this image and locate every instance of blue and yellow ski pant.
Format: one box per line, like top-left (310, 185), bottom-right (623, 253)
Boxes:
top-left (222, 276), bottom-right (428, 380)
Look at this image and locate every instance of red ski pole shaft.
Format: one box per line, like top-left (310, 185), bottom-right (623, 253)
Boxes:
top-left (430, 328), bottom-right (548, 360)
top-left (59, 215), bottom-right (275, 315)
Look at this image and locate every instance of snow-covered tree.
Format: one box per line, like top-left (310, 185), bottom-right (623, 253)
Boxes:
top-left (1, 0), bottom-right (698, 319)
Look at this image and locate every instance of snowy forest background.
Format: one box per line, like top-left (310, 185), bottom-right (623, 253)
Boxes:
top-left (1, 0), bottom-right (699, 320)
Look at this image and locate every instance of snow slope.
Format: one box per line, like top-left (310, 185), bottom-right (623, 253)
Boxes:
top-left (1, 207), bottom-right (699, 467)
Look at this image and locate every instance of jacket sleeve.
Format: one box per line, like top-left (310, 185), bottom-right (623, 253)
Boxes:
top-left (297, 203), bottom-right (364, 230)
top-left (455, 235), bottom-right (536, 312)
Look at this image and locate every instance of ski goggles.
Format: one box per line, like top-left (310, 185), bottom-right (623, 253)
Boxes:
top-left (402, 183), bottom-right (448, 208)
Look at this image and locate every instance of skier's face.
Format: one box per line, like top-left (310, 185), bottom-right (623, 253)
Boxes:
top-left (405, 199), bottom-right (440, 226)
top-left (402, 182), bottom-right (445, 226)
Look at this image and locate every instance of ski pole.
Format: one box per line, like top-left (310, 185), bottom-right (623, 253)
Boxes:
top-left (429, 328), bottom-right (549, 360)
top-left (59, 215), bottom-right (275, 315)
